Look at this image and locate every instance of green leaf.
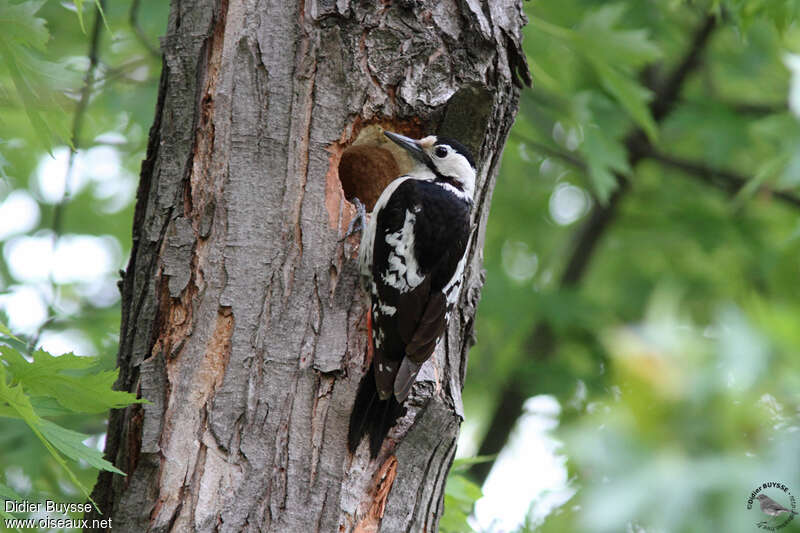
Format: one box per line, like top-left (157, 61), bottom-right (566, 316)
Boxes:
top-left (451, 454), bottom-right (498, 472)
top-left (0, 365), bottom-right (96, 506)
top-left (718, 0), bottom-right (800, 33)
top-left (0, 321), bottom-right (21, 342)
top-left (576, 4), bottom-right (662, 68)
top-left (0, 40), bottom-right (55, 154)
top-left (0, 1), bottom-right (72, 153)
top-left (29, 396), bottom-right (87, 417)
top-left (441, 474), bottom-right (484, 533)
top-left (73, 0), bottom-right (111, 34)
top-left (0, 0), bottom-right (49, 51)
top-left (38, 419), bottom-right (124, 475)
top-left (74, 0), bottom-right (86, 32)
top-left (528, 4), bottom-right (660, 141)
top-left (0, 347), bottom-right (145, 413)
top-left (0, 344), bottom-right (140, 510)
top-left (777, 149), bottom-right (800, 188)
top-left (732, 154), bottom-right (787, 208)
top-left (579, 124), bottom-right (629, 203)
top-left (94, 0), bottom-right (111, 33)
top-left (445, 474), bottom-right (483, 504)
top-left (2, 347), bottom-right (96, 376)
top-left (0, 148), bottom-right (8, 181)
top-left (0, 481), bottom-right (21, 501)
top-left (440, 497), bottom-right (473, 533)
top-left (589, 58), bottom-right (658, 141)
top-left (0, 481), bottom-right (22, 520)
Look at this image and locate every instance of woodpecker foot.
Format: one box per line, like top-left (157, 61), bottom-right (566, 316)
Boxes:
top-left (340, 197), bottom-right (367, 242)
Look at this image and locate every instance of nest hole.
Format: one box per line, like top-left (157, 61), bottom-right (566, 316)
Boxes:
top-left (339, 145), bottom-right (398, 212)
top-left (338, 125), bottom-right (417, 212)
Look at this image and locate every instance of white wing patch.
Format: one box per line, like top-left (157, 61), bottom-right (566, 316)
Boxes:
top-left (378, 303), bottom-right (397, 316)
top-left (442, 242), bottom-right (469, 323)
top-left (443, 250), bottom-right (467, 305)
top-left (376, 327), bottom-right (385, 348)
top-left (381, 209), bottom-right (424, 293)
top-left (358, 176), bottom-right (413, 290)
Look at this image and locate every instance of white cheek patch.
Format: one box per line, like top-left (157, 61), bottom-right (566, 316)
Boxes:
top-left (432, 154), bottom-right (476, 200)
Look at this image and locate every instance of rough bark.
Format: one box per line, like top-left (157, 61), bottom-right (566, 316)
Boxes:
top-left (89, 1), bottom-right (528, 531)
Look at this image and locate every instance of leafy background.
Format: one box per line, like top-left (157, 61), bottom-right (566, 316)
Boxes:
top-left (0, 1), bottom-right (799, 532)
top-left (0, 0), bottom-right (164, 527)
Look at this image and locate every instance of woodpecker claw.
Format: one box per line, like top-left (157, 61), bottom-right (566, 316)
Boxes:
top-left (340, 197), bottom-right (367, 242)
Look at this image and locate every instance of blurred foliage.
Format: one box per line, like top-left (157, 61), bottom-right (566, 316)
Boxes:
top-left (0, 0), bottom-right (167, 526)
top-left (452, 0), bottom-right (800, 532)
top-left (442, 457), bottom-right (491, 532)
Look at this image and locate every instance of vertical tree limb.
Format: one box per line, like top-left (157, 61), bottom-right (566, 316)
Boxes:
top-left (88, 1), bottom-right (530, 531)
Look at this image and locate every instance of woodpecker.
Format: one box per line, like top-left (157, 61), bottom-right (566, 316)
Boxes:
top-left (347, 131), bottom-right (476, 457)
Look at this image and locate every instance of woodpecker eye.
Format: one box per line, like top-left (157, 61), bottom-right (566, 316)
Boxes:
top-left (434, 146), bottom-right (448, 158)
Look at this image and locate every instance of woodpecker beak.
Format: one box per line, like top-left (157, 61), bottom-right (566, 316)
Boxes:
top-left (384, 131), bottom-right (427, 164)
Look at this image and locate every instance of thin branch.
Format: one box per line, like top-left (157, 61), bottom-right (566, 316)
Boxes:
top-left (509, 132), bottom-right (586, 171)
top-left (130, 0), bottom-right (160, 58)
top-left (645, 149), bottom-right (800, 210)
top-left (93, 57), bottom-right (152, 86)
top-left (53, 3), bottom-right (105, 236)
top-left (28, 3), bottom-right (105, 351)
top-left (517, 134), bottom-right (800, 212)
top-left (469, 14), bottom-right (718, 486)
top-left (650, 16), bottom-right (717, 122)
top-left (721, 101), bottom-right (786, 116)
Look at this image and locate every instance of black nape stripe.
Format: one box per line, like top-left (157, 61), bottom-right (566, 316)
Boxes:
top-left (434, 176), bottom-right (465, 192)
top-left (421, 155), bottom-right (466, 192)
top-left (435, 137), bottom-right (476, 169)
top-left (423, 159), bottom-right (465, 191)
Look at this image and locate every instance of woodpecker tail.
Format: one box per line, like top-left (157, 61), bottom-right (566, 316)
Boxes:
top-left (347, 364), bottom-right (405, 458)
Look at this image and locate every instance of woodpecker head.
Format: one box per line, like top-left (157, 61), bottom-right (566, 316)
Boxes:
top-left (384, 131), bottom-right (476, 201)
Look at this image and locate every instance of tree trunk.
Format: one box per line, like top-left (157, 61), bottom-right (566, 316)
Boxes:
top-left (89, 1), bottom-right (528, 531)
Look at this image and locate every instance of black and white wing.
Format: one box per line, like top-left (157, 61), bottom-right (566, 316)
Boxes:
top-left (369, 178), bottom-right (471, 401)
